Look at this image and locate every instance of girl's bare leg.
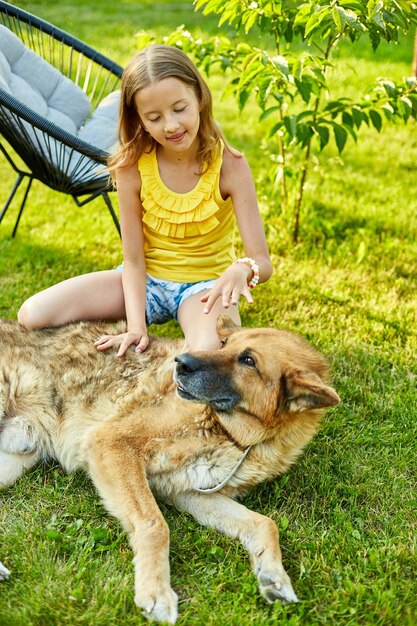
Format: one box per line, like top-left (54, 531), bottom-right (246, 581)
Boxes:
top-left (178, 289), bottom-right (241, 351)
top-left (18, 270), bottom-right (125, 329)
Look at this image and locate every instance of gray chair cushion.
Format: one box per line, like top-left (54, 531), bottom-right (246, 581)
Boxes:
top-left (0, 25), bottom-right (91, 133)
top-left (0, 25), bottom-right (120, 178)
top-left (78, 90), bottom-right (119, 153)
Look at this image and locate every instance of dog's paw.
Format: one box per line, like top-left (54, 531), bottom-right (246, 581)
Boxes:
top-left (256, 565), bottom-right (299, 605)
top-left (0, 562), bottom-right (11, 581)
top-left (136, 587), bottom-right (178, 624)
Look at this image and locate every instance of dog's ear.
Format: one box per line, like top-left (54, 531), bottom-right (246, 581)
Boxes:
top-left (217, 315), bottom-right (240, 337)
top-left (284, 370), bottom-right (340, 412)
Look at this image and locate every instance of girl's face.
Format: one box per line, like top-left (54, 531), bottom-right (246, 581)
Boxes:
top-left (134, 77), bottom-right (200, 155)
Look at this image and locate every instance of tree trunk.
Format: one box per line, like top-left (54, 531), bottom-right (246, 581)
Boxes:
top-left (414, 30), bottom-right (417, 77)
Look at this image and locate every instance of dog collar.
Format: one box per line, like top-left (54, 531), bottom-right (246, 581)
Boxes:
top-left (194, 446), bottom-right (252, 494)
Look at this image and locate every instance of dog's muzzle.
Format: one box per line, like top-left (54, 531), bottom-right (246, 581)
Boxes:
top-left (174, 353), bottom-right (241, 411)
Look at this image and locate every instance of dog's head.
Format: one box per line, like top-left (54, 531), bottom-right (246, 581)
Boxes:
top-left (174, 316), bottom-right (339, 444)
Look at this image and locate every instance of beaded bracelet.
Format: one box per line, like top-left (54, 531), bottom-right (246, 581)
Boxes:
top-left (233, 257), bottom-right (260, 289)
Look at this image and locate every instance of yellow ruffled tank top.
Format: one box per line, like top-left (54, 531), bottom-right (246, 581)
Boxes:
top-left (138, 141), bottom-right (235, 282)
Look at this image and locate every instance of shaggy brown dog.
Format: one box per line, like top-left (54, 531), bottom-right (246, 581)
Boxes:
top-left (0, 316), bottom-right (339, 623)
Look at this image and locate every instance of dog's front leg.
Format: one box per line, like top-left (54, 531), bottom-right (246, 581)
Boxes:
top-left (86, 426), bottom-right (178, 624)
top-left (172, 492), bottom-right (298, 605)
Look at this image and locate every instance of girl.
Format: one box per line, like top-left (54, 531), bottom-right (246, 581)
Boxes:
top-left (18, 44), bottom-right (272, 355)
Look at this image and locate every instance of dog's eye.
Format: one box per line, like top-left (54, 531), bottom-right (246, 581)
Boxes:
top-left (239, 354), bottom-right (256, 368)
top-left (220, 338), bottom-right (228, 348)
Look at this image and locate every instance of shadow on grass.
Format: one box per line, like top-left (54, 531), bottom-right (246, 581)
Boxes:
top-left (0, 235), bottom-right (105, 317)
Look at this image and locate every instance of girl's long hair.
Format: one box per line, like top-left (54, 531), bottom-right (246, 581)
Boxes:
top-left (107, 44), bottom-right (225, 179)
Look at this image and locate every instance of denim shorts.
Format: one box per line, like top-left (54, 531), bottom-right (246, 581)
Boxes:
top-left (116, 266), bottom-right (216, 325)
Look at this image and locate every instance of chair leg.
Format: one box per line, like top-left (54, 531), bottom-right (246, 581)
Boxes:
top-left (12, 177), bottom-right (33, 238)
top-left (0, 173), bottom-right (25, 224)
top-left (102, 191), bottom-right (121, 237)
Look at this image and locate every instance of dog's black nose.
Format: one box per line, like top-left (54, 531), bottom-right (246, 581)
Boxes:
top-left (175, 353), bottom-right (201, 375)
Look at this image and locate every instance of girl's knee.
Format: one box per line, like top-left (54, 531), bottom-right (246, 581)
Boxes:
top-left (17, 299), bottom-right (32, 328)
top-left (17, 298), bottom-right (44, 329)
top-left (185, 335), bottom-right (222, 352)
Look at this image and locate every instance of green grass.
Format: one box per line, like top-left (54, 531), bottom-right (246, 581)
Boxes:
top-left (1, 1), bottom-right (417, 625)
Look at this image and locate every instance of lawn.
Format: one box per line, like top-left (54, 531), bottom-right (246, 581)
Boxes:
top-left (0, 1), bottom-right (416, 625)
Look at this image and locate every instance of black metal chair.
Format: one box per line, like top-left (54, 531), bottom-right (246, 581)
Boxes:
top-left (0, 0), bottom-right (123, 236)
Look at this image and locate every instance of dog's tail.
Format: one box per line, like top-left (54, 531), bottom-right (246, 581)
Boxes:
top-left (0, 561), bottom-right (10, 581)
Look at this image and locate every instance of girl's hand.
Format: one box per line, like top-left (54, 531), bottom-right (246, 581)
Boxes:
top-left (200, 263), bottom-right (253, 314)
top-left (94, 330), bottom-right (149, 358)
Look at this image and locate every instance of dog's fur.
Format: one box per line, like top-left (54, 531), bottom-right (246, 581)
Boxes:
top-left (0, 316), bottom-right (339, 623)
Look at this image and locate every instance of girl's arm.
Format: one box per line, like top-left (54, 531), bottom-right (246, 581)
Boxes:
top-left (95, 163), bottom-right (149, 356)
top-left (201, 150), bottom-right (273, 313)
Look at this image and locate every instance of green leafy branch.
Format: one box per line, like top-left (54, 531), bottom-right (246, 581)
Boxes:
top-left (143, 1), bottom-right (417, 241)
